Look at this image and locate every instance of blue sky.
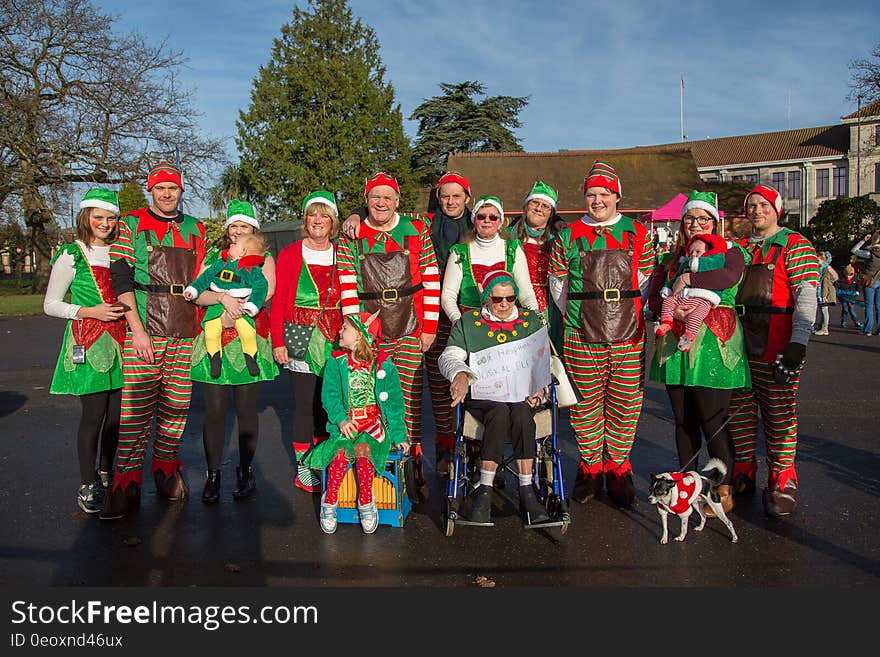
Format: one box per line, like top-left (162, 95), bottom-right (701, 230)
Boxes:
top-left (96, 0), bottom-right (878, 179)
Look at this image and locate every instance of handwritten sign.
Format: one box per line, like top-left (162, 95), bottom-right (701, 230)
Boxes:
top-left (469, 326), bottom-right (551, 403)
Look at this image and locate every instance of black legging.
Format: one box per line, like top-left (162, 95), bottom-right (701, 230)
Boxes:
top-left (77, 389), bottom-right (121, 483)
top-left (202, 383), bottom-right (259, 471)
top-left (665, 385), bottom-right (734, 485)
top-left (289, 370), bottom-right (328, 445)
top-left (464, 398), bottom-right (537, 465)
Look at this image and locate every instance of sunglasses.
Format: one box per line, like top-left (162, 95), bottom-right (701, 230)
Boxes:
top-left (490, 295), bottom-right (516, 303)
top-left (476, 214), bottom-right (501, 222)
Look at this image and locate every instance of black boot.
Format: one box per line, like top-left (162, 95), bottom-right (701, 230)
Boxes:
top-left (519, 484), bottom-right (550, 524)
top-left (202, 470), bottom-right (221, 504)
top-left (154, 468), bottom-right (189, 501)
top-left (467, 484), bottom-right (493, 523)
top-left (572, 462), bottom-right (603, 504)
top-left (232, 465), bottom-right (256, 500)
top-left (209, 352), bottom-right (222, 378)
top-left (244, 354), bottom-right (260, 377)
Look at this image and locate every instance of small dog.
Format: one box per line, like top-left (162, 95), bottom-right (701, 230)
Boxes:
top-left (648, 458), bottom-right (738, 544)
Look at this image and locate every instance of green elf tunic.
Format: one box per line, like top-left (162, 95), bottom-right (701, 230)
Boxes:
top-left (447, 238), bottom-right (523, 311)
top-left (190, 247), bottom-right (279, 385)
top-left (446, 307), bottom-right (544, 361)
top-left (649, 243), bottom-right (751, 389)
top-left (304, 350), bottom-right (407, 471)
top-left (49, 243), bottom-right (125, 395)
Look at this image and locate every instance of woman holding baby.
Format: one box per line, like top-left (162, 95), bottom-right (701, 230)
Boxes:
top-left (647, 190), bottom-right (750, 513)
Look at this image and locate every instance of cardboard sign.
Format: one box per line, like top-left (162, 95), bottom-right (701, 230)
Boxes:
top-left (469, 326), bottom-right (551, 403)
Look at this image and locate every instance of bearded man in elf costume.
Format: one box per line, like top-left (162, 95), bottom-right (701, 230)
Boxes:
top-left (728, 184), bottom-right (819, 517)
top-left (548, 160), bottom-right (655, 507)
top-left (336, 173), bottom-right (441, 493)
top-left (103, 162), bottom-right (207, 519)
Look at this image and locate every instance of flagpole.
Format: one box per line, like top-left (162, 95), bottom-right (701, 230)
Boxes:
top-left (680, 74), bottom-right (685, 142)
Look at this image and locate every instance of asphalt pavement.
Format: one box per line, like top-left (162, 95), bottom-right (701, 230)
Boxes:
top-left (0, 314), bottom-right (878, 588)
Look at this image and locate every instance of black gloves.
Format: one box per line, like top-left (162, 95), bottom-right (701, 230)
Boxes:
top-left (773, 342), bottom-right (806, 384)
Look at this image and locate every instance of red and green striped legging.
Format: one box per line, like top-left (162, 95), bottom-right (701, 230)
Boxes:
top-left (113, 334), bottom-right (194, 486)
top-left (379, 333), bottom-right (424, 446)
top-left (423, 314), bottom-right (455, 454)
top-left (728, 358), bottom-right (800, 483)
top-left (563, 328), bottom-right (645, 467)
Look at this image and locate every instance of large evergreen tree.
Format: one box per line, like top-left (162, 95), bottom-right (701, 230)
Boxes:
top-left (237, 0), bottom-right (412, 222)
top-left (410, 81), bottom-right (529, 185)
top-left (803, 196), bottom-right (880, 251)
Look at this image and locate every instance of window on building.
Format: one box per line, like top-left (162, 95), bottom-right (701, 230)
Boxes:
top-left (816, 168), bottom-right (829, 197)
top-left (772, 172), bottom-right (786, 198)
top-left (875, 164), bottom-right (880, 193)
top-left (875, 125), bottom-right (880, 147)
top-left (788, 170), bottom-right (801, 199)
top-left (732, 175), bottom-right (744, 181)
top-left (705, 176), bottom-right (719, 183)
top-left (833, 166), bottom-right (848, 196)
top-left (745, 173), bottom-right (759, 183)
top-left (788, 214), bottom-right (801, 227)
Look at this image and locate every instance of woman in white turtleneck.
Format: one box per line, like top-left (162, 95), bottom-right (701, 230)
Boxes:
top-left (440, 195), bottom-right (538, 323)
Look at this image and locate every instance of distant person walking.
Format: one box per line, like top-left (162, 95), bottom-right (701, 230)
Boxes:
top-left (851, 232), bottom-right (880, 335)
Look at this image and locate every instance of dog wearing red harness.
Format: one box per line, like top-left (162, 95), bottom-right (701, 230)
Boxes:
top-left (648, 458), bottom-right (738, 544)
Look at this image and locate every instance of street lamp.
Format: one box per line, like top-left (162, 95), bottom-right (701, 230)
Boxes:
top-left (857, 94), bottom-right (862, 197)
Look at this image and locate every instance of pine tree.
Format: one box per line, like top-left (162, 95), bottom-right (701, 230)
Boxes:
top-left (118, 182), bottom-right (147, 216)
top-left (410, 81), bottom-right (529, 186)
top-left (236, 0), bottom-right (412, 222)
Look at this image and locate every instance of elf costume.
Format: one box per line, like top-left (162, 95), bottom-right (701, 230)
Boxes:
top-left (337, 173), bottom-right (441, 489)
top-left (548, 160), bottom-right (655, 507)
top-left (305, 312), bottom-right (407, 534)
top-left (269, 190), bottom-right (342, 491)
top-left (441, 195), bottom-right (539, 324)
top-left (727, 185), bottom-right (819, 516)
top-left (105, 162), bottom-right (207, 516)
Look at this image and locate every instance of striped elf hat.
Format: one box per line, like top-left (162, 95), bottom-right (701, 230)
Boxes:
top-left (479, 269), bottom-right (519, 304)
top-left (146, 161), bottom-right (184, 191)
top-left (744, 184), bottom-right (783, 218)
top-left (583, 159), bottom-right (621, 196)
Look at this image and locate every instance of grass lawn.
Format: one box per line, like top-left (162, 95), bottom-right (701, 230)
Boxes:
top-left (0, 293), bottom-right (44, 316)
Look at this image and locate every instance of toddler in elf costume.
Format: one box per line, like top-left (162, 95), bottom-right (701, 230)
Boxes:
top-left (304, 311), bottom-right (409, 534)
top-left (184, 233), bottom-right (268, 378)
top-left (656, 233), bottom-right (729, 351)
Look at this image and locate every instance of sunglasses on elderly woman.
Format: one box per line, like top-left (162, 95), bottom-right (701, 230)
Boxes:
top-left (490, 295), bottom-right (516, 303)
top-left (476, 213), bottom-right (501, 222)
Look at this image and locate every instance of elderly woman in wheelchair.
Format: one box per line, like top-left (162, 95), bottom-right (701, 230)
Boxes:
top-left (438, 270), bottom-right (564, 530)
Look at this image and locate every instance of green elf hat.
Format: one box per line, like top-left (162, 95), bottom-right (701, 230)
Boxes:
top-left (301, 190), bottom-right (339, 217)
top-left (680, 190), bottom-right (720, 222)
top-left (472, 195), bottom-right (504, 218)
top-left (79, 188), bottom-right (120, 214)
top-left (348, 310), bottom-right (382, 347)
top-left (224, 199), bottom-right (259, 230)
top-left (524, 181), bottom-right (558, 209)
top-left (479, 269), bottom-right (519, 305)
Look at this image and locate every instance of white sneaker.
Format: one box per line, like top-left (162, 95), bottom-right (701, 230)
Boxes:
top-left (357, 500), bottom-right (379, 534)
top-left (814, 328), bottom-right (829, 336)
top-left (319, 491), bottom-right (338, 534)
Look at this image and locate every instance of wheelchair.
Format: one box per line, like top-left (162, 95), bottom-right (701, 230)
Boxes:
top-left (443, 384), bottom-right (571, 538)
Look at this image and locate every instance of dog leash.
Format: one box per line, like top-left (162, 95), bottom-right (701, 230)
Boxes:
top-left (675, 403), bottom-right (746, 474)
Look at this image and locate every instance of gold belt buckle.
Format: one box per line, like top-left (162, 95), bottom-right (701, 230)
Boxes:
top-left (169, 284), bottom-right (184, 296)
top-left (381, 288), bottom-right (399, 302)
top-left (603, 288), bottom-right (620, 302)
top-left (350, 407), bottom-right (369, 420)
top-left (219, 270), bottom-right (234, 283)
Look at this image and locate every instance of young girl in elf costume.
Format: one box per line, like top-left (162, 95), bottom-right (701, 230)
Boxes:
top-left (304, 311), bottom-right (409, 534)
top-left (44, 188), bottom-right (127, 513)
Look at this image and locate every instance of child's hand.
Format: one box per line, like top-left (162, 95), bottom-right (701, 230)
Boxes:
top-left (183, 290), bottom-right (195, 301)
top-left (398, 442), bottom-right (410, 455)
top-left (340, 419), bottom-right (358, 439)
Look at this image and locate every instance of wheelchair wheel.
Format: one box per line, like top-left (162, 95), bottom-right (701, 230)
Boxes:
top-left (403, 456), bottom-right (424, 503)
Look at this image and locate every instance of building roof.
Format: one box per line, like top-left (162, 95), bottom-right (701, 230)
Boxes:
top-left (629, 125), bottom-right (850, 168)
top-left (842, 98), bottom-right (880, 120)
top-left (445, 148), bottom-right (703, 213)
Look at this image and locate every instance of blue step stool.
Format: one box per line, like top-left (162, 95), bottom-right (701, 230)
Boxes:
top-left (323, 450), bottom-right (412, 528)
